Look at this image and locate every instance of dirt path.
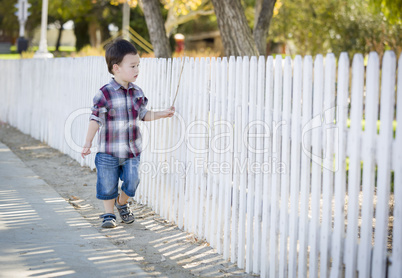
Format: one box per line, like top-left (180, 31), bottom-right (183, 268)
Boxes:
top-left (0, 122), bottom-right (255, 278)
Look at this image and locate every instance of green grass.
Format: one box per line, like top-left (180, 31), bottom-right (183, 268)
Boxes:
top-left (0, 54), bottom-right (21, 59)
top-left (1, 45), bottom-right (76, 60)
top-left (10, 45), bottom-right (76, 52)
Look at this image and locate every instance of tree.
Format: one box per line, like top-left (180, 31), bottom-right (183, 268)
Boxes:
top-left (74, 0), bottom-right (121, 51)
top-left (141, 0), bottom-right (172, 58)
top-left (109, 0), bottom-right (214, 57)
top-left (369, 0), bottom-right (402, 24)
top-left (210, 0), bottom-right (257, 56)
top-left (269, 0), bottom-right (402, 57)
top-left (253, 0), bottom-right (277, 55)
top-left (48, 0), bottom-right (93, 51)
top-left (210, 0), bottom-right (277, 56)
top-left (163, 0), bottom-right (214, 36)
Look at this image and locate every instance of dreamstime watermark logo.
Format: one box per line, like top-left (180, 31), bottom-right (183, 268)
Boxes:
top-left (302, 106), bottom-right (339, 172)
top-left (138, 156), bottom-right (287, 179)
top-left (64, 106), bottom-right (340, 173)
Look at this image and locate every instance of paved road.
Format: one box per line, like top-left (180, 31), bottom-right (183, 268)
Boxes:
top-left (0, 142), bottom-right (148, 278)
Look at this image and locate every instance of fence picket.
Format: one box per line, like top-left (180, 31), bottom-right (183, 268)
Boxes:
top-left (288, 55), bottom-right (302, 278)
top-left (210, 57), bottom-right (220, 247)
top-left (390, 53), bottom-right (402, 278)
top-left (237, 56), bottom-right (250, 269)
top-left (207, 57), bottom-right (217, 242)
top-left (309, 55), bottom-right (324, 278)
top-left (150, 58), bottom-right (158, 209)
top-left (330, 53), bottom-right (349, 278)
top-left (189, 57), bottom-right (198, 232)
top-left (155, 58), bottom-right (164, 216)
top-left (320, 53), bottom-right (336, 278)
top-left (279, 57), bottom-right (292, 278)
top-left (216, 57), bottom-right (228, 254)
top-left (223, 56), bottom-right (236, 260)
top-left (184, 57), bottom-right (192, 231)
top-left (344, 54), bottom-right (364, 278)
top-left (269, 55), bottom-right (283, 278)
top-left (231, 56), bottom-right (243, 263)
top-left (298, 56), bottom-right (313, 278)
top-left (169, 57), bottom-right (180, 224)
top-left (197, 57), bottom-right (209, 239)
top-left (372, 51), bottom-right (396, 277)
top-left (358, 52), bottom-right (380, 277)
top-left (246, 56), bottom-right (258, 272)
top-left (260, 56), bottom-right (274, 278)
top-left (164, 58), bottom-right (174, 223)
top-left (252, 56), bottom-right (266, 274)
top-left (178, 57), bottom-right (189, 229)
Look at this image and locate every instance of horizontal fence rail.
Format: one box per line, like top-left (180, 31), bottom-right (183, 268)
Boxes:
top-left (0, 52), bottom-right (400, 277)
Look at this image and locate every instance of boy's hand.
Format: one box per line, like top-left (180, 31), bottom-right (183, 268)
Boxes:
top-left (162, 106), bottom-right (175, 118)
top-left (81, 142), bottom-right (92, 158)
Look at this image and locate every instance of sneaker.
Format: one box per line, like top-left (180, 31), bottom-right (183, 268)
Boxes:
top-left (99, 213), bottom-right (117, 228)
top-left (115, 197), bottom-right (135, 224)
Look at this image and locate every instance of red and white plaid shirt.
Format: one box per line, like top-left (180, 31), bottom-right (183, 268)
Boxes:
top-left (90, 78), bottom-right (148, 158)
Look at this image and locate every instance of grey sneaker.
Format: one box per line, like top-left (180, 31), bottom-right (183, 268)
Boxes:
top-left (115, 199), bottom-right (135, 224)
top-left (99, 213), bottom-right (117, 228)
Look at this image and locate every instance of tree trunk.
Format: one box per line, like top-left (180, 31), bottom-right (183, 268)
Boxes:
top-left (74, 19), bottom-right (90, 51)
top-left (55, 20), bottom-right (64, 52)
top-left (253, 0), bottom-right (276, 56)
top-left (88, 21), bottom-right (99, 47)
top-left (142, 0), bottom-right (171, 58)
top-left (210, 0), bottom-right (258, 56)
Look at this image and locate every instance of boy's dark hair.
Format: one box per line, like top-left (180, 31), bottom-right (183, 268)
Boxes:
top-left (105, 39), bottom-right (138, 74)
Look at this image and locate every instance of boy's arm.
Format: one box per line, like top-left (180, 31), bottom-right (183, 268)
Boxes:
top-left (142, 106), bottom-right (175, 121)
top-left (81, 120), bottom-right (99, 158)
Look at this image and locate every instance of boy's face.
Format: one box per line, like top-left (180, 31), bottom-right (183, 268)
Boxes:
top-left (113, 53), bottom-right (140, 83)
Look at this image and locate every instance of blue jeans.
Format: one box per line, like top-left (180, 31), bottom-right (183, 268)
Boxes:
top-left (95, 152), bottom-right (141, 200)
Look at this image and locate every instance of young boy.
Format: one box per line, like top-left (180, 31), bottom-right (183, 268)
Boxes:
top-left (81, 39), bottom-right (175, 228)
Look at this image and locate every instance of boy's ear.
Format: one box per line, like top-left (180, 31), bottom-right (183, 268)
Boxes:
top-left (112, 64), bottom-right (119, 73)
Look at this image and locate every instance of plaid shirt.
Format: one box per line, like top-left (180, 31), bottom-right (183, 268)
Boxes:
top-left (90, 78), bottom-right (148, 158)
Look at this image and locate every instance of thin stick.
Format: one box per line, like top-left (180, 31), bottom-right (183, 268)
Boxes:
top-left (172, 57), bottom-right (185, 106)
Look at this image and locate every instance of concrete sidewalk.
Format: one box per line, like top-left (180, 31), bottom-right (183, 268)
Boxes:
top-left (0, 142), bottom-right (148, 278)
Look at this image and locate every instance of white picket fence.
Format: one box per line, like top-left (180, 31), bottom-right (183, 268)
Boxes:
top-left (0, 51), bottom-right (400, 277)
